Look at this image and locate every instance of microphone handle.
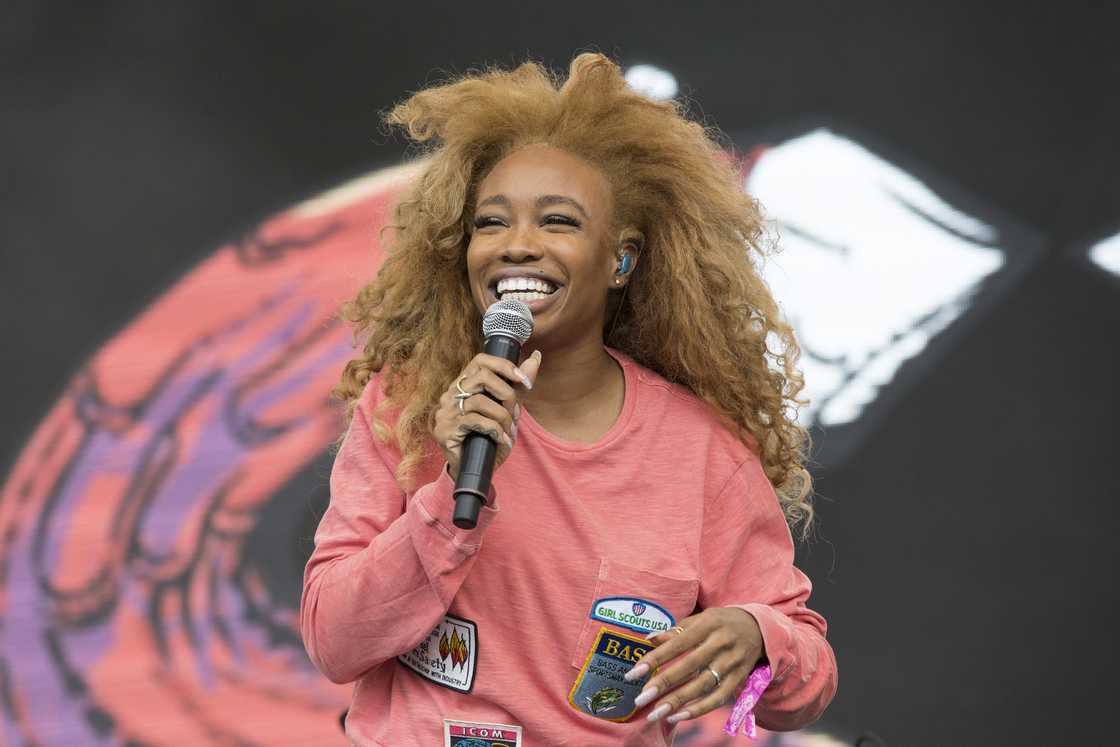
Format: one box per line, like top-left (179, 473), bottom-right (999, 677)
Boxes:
top-left (452, 334), bottom-right (522, 529)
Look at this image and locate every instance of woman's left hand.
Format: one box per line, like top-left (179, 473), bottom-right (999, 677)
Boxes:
top-left (625, 607), bottom-right (765, 723)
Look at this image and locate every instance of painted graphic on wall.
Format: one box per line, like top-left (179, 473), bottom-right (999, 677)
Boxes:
top-left (743, 124), bottom-right (1044, 461)
top-left (0, 124), bottom-right (1042, 743)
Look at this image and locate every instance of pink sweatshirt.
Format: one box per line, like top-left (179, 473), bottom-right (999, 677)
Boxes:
top-left (300, 347), bottom-right (837, 746)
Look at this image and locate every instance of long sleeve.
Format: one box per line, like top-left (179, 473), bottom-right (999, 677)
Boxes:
top-left (698, 457), bottom-right (838, 731)
top-left (299, 386), bottom-right (498, 685)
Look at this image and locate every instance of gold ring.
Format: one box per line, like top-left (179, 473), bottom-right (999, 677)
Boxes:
top-left (454, 375), bottom-right (476, 399)
top-left (454, 375), bottom-right (481, 417)
top-left (706, 666), bottom-right (722, 688)
top-left (670, 626), bottom-right (685, 636)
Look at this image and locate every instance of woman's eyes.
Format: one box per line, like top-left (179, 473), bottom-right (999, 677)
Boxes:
top-left (473, 216), bottom-right (504, 229)
top-left (543, 214), bottom-right (581, 227)
top-left (472, 215), bottom-right (581, 229)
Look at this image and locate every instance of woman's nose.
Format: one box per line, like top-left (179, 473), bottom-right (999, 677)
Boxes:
top-left (501, 225), bottom-right (543, 261)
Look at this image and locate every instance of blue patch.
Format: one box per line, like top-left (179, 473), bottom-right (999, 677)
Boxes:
top-left (568, 628), bottom-right (652, 721)
top-left (589, 596), bottom-right (675, 635)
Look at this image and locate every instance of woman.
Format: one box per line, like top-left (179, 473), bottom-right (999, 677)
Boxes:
top-left (301, 53), bottom-right (837, 745)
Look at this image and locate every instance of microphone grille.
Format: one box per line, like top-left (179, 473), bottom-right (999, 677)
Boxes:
top-left (482, 299), bottom-right (534, 343)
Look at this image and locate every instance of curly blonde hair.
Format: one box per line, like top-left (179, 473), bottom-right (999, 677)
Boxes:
top-left (333, 53), bottom-right (815, 539)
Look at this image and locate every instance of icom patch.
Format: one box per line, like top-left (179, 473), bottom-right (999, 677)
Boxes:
top-left (443, 719), bottom-right (522, 747)
top-left (398, 615), bottom-right (477, 693)
top-left (568, 627), bottom-right (651, 722)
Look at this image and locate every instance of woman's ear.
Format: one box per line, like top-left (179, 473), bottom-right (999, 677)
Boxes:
top-left (612, 229), bottom-right (644, 287)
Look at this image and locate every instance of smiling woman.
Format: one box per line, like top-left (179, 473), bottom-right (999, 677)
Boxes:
top-left (300, 52), bottom-right (837, 745)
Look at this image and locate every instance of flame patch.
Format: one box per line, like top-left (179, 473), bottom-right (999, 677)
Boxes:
top-left (398, 615), bottom-right (478, 694)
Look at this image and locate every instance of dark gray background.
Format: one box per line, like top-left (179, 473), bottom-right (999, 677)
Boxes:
top-left (4, 2), bottom-right (1119, 744)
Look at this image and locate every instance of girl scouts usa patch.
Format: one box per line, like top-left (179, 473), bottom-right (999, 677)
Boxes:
top-left (443, 719), bottom-right (522, 747)
top-left (568, 627), bottom-right (651, 722)
top-left (589, 596), bottom-right (675, 635)
top-left (398, 615), bottom-right (477, 693)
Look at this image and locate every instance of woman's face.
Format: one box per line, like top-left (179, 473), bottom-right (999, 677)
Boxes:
top-left (466, 143), bottom-right (617, 350)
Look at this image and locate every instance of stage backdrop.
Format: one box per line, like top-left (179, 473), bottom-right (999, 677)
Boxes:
top-left (3, 3), bottom-right (1118, 746)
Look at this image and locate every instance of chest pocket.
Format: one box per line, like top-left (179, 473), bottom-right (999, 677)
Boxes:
top-left (569, 558), bottom-right (699, 669)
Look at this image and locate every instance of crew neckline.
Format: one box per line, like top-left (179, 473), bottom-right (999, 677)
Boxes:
top-left (516, 346), bottom-right (637, 453)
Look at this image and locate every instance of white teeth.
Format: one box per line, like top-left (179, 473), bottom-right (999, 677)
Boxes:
top-left (501, 291), bottom-right (550, 302)
top-left (496, 276), bottom-right (557, 294)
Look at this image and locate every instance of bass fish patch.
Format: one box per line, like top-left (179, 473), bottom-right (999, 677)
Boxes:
top-left (398, 615), bottom-right (477, 693)
top-left (589, 596), bottom-right (675, 635)
top-left (443, 719), bottom-right (522, 747)
top-left (568, 627), bottom-right (652, 722)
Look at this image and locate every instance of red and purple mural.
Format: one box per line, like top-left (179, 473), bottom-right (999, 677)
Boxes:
top-left (7, 124), bottom-right (1018, 742)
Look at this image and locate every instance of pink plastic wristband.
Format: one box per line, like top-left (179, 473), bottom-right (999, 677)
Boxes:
top-left (723, 663), bottom-right (772, 739)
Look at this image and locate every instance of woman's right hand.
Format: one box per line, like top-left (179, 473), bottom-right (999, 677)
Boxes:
top-left (434, 350), bottom-right (542, 480)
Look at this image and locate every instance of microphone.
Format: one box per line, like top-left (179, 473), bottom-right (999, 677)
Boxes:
top-left (452, 299), bottom-right (534, 529)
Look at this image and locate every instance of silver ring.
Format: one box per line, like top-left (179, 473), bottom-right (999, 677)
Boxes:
top-left (706, 666), bottom-right (722, 688)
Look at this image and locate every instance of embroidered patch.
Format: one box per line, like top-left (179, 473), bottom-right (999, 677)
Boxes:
top-left (443, 719), bottom-right (522, 747)
top-left (589, 596), bottom-right (675, 635)
top-left (398, 615), bottom-right (477, 693)
top-left (568, 627), bottom-right (651, 722)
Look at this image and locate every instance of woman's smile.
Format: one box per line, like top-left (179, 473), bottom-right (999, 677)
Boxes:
top-left (487, 281), bottom-right (564, 313)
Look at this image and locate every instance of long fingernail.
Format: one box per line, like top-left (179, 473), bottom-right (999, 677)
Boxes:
top-left (513, 403), bottom-right (521, 420)
top-left (511, 422), bottom-right (518, 440)
top-left (624, 662), bottom-right (649, 682)
top-left (646, 703), bottom-right (671, 722)
top-left (514, 367), bottom-right (532, 389)
top-left (503, 433), bottom-right (513, 448)
top-left (633, 685), bottom-right (658, 707)
top-left (666, 710), bottom-right (690, 724)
